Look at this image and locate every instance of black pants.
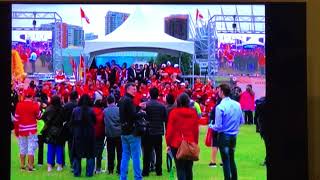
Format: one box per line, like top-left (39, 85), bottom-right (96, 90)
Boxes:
top-left (244, 111), bottom-right (253, 124)
top-left (41, 58), bottom-right (45, 67)
top-left (171, 148), bottom-right (193, 180)
top-left (106, 137), bottom-right (122, 174)
top-left (68, 137), bottom-right (73, 166)
top-left (37, 135), bottom-right (44, 165)
top-left (61, 136), bottom-right (73, 167)
top-left (262, 135), bottom-right (269, 166)
top-left (142, 135), bottom-right (163, 175)
top-left (219, 133), bottom-right (238, 180)
top-left (95, 137), bottom-right (105, 170)
top-left (73, 158), bottom-right (95, 177)
top-left (30, 61), bottom-right (36, 73)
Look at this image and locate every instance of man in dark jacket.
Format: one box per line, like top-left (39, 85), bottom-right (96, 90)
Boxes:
top-left (127, 64), bottom-right (136, 82)
top-left (142, 87), bottom-right (167, 177)
top-left (62, 91), bottom-right (78, 168)
top-left (255, 97), bottom-right (268, 166)
top-left (104, 95), bottom-right (122, 175)
top-left (118, 82), bottom-right (142, 180)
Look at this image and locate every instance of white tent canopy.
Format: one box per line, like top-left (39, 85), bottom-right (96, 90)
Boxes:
top-left (84, 7), bottom-right (195, 58)
top-left (242, 37), bottom-right (264, 46)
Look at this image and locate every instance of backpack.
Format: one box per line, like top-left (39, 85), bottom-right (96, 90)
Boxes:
top-left (133, 111), bottom-right (149, 136)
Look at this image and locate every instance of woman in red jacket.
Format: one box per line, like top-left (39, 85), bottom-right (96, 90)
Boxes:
top-left (92, 99), bottom-right (105, 174)
top-left (166, 93), bottom-right (199, 180)
top-left (239, 84), bottom-right (255, 124)
top-left (14, 89), bottom-right (41, 171)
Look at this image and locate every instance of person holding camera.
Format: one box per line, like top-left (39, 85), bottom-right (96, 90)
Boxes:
top-left (142, 87), bottom-right (167, 177)
top-left (118, 82), bottom-right (143, 180)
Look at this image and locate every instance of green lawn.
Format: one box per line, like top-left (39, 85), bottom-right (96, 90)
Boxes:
top-left (11, 125), bottom-right (266, 180)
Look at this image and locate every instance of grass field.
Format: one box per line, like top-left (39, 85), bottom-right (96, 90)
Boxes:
top-left (11, 125), bottom-right (266, 180)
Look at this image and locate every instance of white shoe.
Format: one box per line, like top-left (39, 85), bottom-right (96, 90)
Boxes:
top-left (47, 166), bottom-right (52, 172)
top-left (57, 166), bottom-right (63, 171)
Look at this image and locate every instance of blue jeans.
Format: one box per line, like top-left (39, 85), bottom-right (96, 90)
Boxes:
top-left (73, 158), bottom-right (95, 177)
top-left (120, 135), bottom-right (142, 180)
top-left (47, 144), bottom-right (63, 165)
top-left (219, 133), bottom-right (238, 180)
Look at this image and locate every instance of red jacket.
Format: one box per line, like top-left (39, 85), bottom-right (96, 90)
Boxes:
top-left (14, 100), bottom-right (40, 137)
top-left (239, 91), bottom-right (255, 111)
top-left (166, 107), bottom-right (199, 148)
top-left (93, 107), bottom-right (105, 138)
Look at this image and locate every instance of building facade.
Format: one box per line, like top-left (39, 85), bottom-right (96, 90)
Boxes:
top-left (40, 23), bottom-right (84, 48)
top-left (67, 25), bottom-right (84, 47)
top-left (164, 14), bottom-right (189, 40)
top-left (85, 33), bottom-right (98, 40)
top-left (105, 11), bottom-right (129, 35)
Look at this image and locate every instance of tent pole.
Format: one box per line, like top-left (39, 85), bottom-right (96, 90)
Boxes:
top-left (192, 54), bottom-right (195, 86)
top-left (83, 55), bottom-right (86, 84)
top-left (179, 52), bottom-right (182, 69)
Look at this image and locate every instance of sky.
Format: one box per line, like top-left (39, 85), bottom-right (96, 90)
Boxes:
top-left (12, 4), bottom-right (265, 39)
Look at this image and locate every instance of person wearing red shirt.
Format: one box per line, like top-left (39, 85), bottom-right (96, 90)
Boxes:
top-left (162, 83), bottom-right (171, 97)
top-left (119, 84), bottom-right (125, 97)
top-left (92, 100), bottom-right (105, 173)
top-left (121, 63), bottom-right (128, 81)
top-left (102, 84), bottom-right (110, 97)
top-left (87, 84), bottom-right (96, 100)
top-left (173, 64), bottom-right (182, 75)
top-left (177, 83), bottom-right (186, 97)
top-left (75, 83), bottom-right (84, 97)
top-left (193, 78), bottom-right (203, 91)
top-left (140, 83), bottom-right (149, 100)
top-left (164, 62), bottom-right (174, 76)
top-left (20, 51), bottom-right (28, 72)
top-left (133, 89), bottom-right (142, 107)
top-left (14, 89), bottom-right (41, 171)
top-left (239, 84), bottom-right (255, 124)
top-left (83, 84), bottom-right (89, 95)
top-left (42, 83), bottom-right (52, 103)
top-left (166, 93), bottom-right (199, 180)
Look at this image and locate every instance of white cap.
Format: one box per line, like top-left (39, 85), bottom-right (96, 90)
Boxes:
top-left (174, 64), bottom-right (179, 68)
top-left (161, 64), bottom-right (166, 68)
top-left (180, 82), bottom-right (186, 86)
top-left (167, 61), bottom-right (171, 65)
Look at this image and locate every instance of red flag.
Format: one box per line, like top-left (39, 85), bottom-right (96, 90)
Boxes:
top-left (196, 9), bottom-right (204, 21)
top-left (69, 55), bottom-right (76, 74)
top-left (79, 55), bottom-right (84, 79)
top-left (80, 55), bottom-right (84, 68)
top-left (80, 7), bottom-right (90, 24)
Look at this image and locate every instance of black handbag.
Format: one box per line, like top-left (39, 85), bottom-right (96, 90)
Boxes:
top-left (133, 111), bottom-right (149, 136)
top-left (41, 109), bottom-right (65, 144)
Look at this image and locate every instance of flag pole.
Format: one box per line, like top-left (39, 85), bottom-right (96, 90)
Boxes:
top-left (80, 9), bottom-right (84, 83)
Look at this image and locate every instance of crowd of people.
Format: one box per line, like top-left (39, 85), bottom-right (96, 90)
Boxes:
top-left (217, 43), bottom-right (265, 75)
top-left (12, 41), bottom-right (53, 73)
top-left (11, 59), bottom-right (264, 180)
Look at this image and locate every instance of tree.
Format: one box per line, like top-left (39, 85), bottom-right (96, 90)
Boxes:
top-left (155, 52), bottom-right (199, 75)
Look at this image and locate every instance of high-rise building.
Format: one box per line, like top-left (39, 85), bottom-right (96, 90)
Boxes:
top-left (67, 25), bottom-right (84, 47)
top-left (164, 14), bottom-right (189, 40)
top-left (105, 11), bottom-right (129, 35)
top-left (85, 33), bottom-right (99, 40)
top-left (40, 23), bottom-right (84, 48)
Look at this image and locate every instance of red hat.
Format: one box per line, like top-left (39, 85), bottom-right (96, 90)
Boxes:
top-left (24, 88), bottom-right (35, 97)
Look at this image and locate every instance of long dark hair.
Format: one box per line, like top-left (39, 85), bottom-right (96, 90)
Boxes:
top-left (246, 84), bottom-right (255, 96)
top-left (177, 93), bottom-right (190, 108)
top-left (78, 94), bottom-right (92, 123)
top-left (50, 95), bottom-right (62, 108)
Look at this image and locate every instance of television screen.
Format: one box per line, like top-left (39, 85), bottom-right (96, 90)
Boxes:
top-left (11, 4), bottom-right (266, 180)
top-left (12, 30), bottom-right (53, 74)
